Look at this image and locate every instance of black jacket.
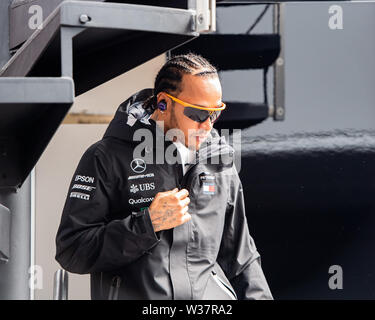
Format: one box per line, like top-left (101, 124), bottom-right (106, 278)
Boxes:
top-left (55, 88), bottom-right (273, 300)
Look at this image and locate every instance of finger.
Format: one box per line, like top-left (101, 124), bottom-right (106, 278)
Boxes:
top-left (180, 213), bottom-right (191, 224)
top-left (175, 188), bottom-right (189, 200)
top-left (165, 188), bottom-right (178, 194)
top-left (159, 188), bottom-right (178, 197)
top-left (181, 205), bottom-right (189, 214)
top-left (179, 197), bottom-right (190, 208)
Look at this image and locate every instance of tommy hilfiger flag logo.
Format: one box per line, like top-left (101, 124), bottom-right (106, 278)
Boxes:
top-left (199, 172), bottom-right (216, 195)
top-left (203, 182), bottom-right (216, 195)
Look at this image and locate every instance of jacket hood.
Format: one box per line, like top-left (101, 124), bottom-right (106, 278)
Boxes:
top-left (103, 88), bottom-right (234, 162)
top-left (103, 88), bottom-right (155, 143)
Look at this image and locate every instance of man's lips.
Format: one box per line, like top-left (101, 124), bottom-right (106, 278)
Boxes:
top-left (195, 135), bottom-right (207, 141)
top-left (190, 132), bottom-right (209, 144)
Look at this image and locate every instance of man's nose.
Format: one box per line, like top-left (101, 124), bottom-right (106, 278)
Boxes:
top-left (199, 117), bottom-right (212, 131)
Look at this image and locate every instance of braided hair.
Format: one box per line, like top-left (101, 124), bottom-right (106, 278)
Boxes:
top-left (143, 52), bottom-right (218, 113)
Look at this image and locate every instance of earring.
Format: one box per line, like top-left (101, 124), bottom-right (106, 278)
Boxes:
top-left (157, 100), bottom-right (167, 112)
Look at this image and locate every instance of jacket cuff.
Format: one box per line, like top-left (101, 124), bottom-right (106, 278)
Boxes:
top-left (131, 208), bottom-right (160, 249)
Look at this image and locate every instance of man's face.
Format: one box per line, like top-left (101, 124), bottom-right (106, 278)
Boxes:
top-left (164, 74), bottom-right (223, 150)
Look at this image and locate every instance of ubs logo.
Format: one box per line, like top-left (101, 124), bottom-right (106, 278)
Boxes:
top-left (130, 183), bottom-right (155, 194)
top-left (130, 158), bottom-right (146, 173)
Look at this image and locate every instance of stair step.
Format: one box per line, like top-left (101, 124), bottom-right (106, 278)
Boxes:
top-left (173, 34), bottom-right (280, 70)
top-left (2, 0), bottom-right (200, 95)
top-left (214, 101), bottom-right (269, 129)
top-left (0, 77), bottom-right (74, 188)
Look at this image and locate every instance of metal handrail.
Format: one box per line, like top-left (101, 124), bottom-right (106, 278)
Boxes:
top-left (53, 269), bottom-right (69, 300)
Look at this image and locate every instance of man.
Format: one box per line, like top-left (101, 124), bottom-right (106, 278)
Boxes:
top-left (55, 53), bottom-right (273, 300)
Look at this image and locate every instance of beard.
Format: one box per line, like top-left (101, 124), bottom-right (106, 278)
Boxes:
top-left (170, 107), bottom-right (211, 150)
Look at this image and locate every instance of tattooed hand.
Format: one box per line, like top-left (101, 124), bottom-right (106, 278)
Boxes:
top-left (148, 188), bottom-right (191, 232)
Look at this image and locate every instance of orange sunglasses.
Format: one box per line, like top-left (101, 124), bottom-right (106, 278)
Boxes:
top-left (164, 92), bottom-right (226, 123)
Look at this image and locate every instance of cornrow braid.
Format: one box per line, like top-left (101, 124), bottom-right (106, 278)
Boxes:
top-left (143, 52), bottom-right (218, 112)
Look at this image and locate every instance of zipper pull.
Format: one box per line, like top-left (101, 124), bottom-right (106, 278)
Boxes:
top-left (108, 276), bottom-right (121, 300)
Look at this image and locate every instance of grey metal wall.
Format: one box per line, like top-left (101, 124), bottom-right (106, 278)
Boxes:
top-left (217, 2), bottom-right (375, 135)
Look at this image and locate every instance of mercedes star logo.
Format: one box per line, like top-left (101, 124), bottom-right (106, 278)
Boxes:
top-left (130, 158), bottom-right (146, 173)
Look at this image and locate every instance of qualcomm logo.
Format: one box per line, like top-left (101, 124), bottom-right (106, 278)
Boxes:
top-left (129, 197), bottom-right (154, 205)
top-left (130, 158), bottom-right (146, 173)
top-left (130, 183), bottom-right (155, 194)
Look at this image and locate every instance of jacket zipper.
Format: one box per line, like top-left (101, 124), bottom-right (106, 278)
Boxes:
top-left (211, 271), bottom-right (237, 300)
top-left (178, 150), bottom-right (200, 189)
top-left (108, 276), bottom-right (121, 300)
top-left (173, 144), bottom-right (233, 300)
top-left (100, 272), bottom-right (103, 299)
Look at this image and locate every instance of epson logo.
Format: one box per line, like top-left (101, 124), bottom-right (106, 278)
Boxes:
top-left (129, 197), bottom-right (154, 205)
top-left (75, 175), bottom-right (95, 184)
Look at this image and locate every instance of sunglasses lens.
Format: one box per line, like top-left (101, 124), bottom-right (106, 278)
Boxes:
top-left (183, 107), bottom-right (210, 123)
top-left (183, 108), bottom-right (223, 123)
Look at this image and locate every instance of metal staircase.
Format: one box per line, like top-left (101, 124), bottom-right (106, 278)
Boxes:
top-left (0, 0), bottom-right (216, 189)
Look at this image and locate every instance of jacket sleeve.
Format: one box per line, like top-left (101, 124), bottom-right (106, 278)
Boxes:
top-left (217, 167), bottom-right (273, 300)
top-left (55, 143), bottom-right (160, 274)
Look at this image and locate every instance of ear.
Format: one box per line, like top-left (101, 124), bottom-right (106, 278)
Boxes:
top-left (157, 92), bottom-right (168, 105)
